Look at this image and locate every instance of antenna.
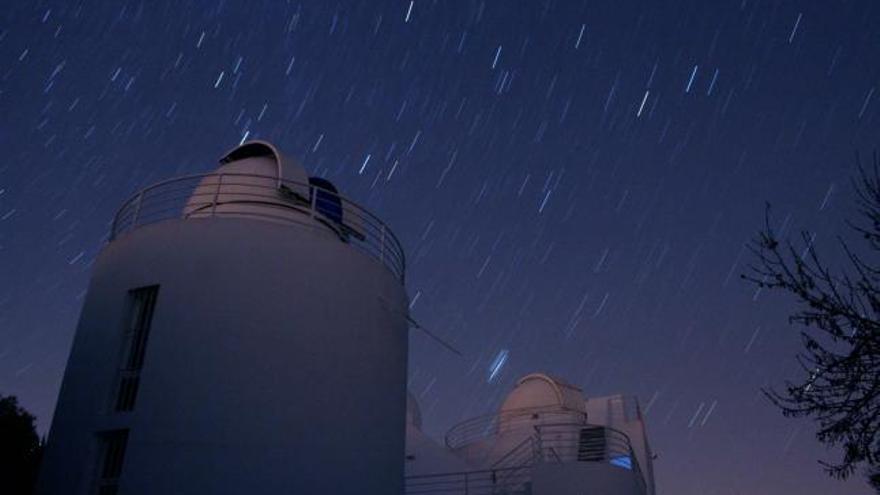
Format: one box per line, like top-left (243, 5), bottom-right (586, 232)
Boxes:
top-left (405, 314), bottom-right (463, 356)
top-left (377, 295), bottom-right (462, 356)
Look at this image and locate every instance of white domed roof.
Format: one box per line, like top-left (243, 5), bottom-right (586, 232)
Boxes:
top-left (217, 140), bottom-right (309, 186)
top-left (183, 140), bottom-right (312, 220)
top-left (499, 373), bottom-right (585, 413)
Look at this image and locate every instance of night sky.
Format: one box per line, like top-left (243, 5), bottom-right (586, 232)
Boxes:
top-left (1, 1), bottom-right (879, 493)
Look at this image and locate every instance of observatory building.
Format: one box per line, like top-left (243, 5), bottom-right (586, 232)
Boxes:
top-left (38, 141), bottom-right (410, 495)
top-left (38, 141), bottom-right (655, 495)
top-left (404, 373), bottom-right (656, 495)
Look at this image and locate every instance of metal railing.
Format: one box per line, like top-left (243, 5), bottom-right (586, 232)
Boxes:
top-left (536, 423), bottom-right (643, 468)
top-left (407, 421), bottom-right (647, 494)
top-left (405, 466), bottom-right (532, 495)
top-left (437, 409), bottom-right (648, 494)
top-left (109, 173), bottom-right (405, 281)
top-left (532, 422), bottom-right (647, 493)
top-left (488, 437), bottom-right (539, 492)
top-left (445, 406), bottom-right (588, 449)
top-left (491, 436), bottom-right (538, 470)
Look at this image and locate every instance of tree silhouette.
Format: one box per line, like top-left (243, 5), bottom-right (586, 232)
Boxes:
top-left (746, 156), bottom-right (880, 488)
top-left (0, 394), bottom-right (43, 495)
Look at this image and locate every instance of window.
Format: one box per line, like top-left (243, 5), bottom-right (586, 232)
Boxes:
top-left (95, 429), bottom-right (129, 495)
top-left (113, 285), bottom-right (159, 412)
top-left (308, 177), bottom-right (343, 224)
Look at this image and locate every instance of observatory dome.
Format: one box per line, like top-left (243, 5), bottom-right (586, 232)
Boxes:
top-left (499, 373), bottom-right (586, 413)
top-left (184, 140), bottom-right (311, 221)
top-left (216, 140), bottom-right (309, 184)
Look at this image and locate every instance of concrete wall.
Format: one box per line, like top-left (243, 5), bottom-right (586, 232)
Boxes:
top-left (584, 395), bottom-right (655, 495)
top-left (531, 462), bottom-right (644, 495)
top-left (405, 425), bottom-right (473, 477)
top-left (38, 216), bottom-right (409, 494)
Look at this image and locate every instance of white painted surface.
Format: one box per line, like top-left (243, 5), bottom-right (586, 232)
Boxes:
top-left (499, 373), bottom-right (585, 414)
top-left (185, 141), bottom-right (311, 221)
top-left (531, 461), bottom-right (644, 495)
top-left (38, 215), bottom-right (409, 495)
top-left (433, 375), bottom-right (655, 495)
top-left (584, 395), bottom-right (656, 495)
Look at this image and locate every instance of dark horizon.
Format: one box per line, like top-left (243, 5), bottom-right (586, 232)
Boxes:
top-left (1, 1), bottom-right (879, 494)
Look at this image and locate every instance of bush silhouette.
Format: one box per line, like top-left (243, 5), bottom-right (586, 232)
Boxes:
top-left (0, 394), bottom-right (43, 495)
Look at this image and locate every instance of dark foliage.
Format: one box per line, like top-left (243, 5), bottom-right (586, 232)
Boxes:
top-left (869, 467), bottom-right (880, 493)
top-left (745, 155), bottom-right (880, 485)
top-left (0, 394), bottom-right (44, 495)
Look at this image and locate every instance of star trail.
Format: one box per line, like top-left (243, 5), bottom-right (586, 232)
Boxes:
top-left (1, 1), bottom-right (879, 494)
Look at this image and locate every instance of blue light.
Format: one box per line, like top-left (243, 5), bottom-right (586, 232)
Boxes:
top-left (610, 455), bottom-right (632, 470)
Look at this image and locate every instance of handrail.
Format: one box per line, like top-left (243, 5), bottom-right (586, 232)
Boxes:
top-left (109, 172), bottom-right (405, 281)
top-left (532, 422), bottom-right (647, 493)
top-left (445, 406), bottom-right (587, 449)
top-left (409, 420), bottom-right (648, 495)
top-left (491, 436), bottom-right (536, 469)
top-left (405, 465), bottom-right (532, 495)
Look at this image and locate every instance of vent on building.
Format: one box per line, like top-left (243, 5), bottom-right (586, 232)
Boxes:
top-left (577, 426), bottom-right (607, 462)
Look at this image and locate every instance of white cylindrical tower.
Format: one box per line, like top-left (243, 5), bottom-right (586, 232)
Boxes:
top-left (38, 141), bottom-right (409, 495)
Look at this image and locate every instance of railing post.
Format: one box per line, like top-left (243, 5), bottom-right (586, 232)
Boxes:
top-left (309, 185), bottom-right (317, 218)
top-left (211, 174), bottom-right (223, 215)
top-left (534, 425), bottom-right (544, 463)
top-left (132, 191), bottom-right (145, 228)
top-left (463, 471), bottom-right (468, 495)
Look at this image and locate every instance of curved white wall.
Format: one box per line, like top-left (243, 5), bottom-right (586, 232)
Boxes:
top-left (38, 216), bottom-right (409, 494)
top-left (532, 462), bottom-right (645, 495)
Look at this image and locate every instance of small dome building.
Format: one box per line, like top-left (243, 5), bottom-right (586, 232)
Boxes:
top-left (414, 372), bottom-right (656, 495)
